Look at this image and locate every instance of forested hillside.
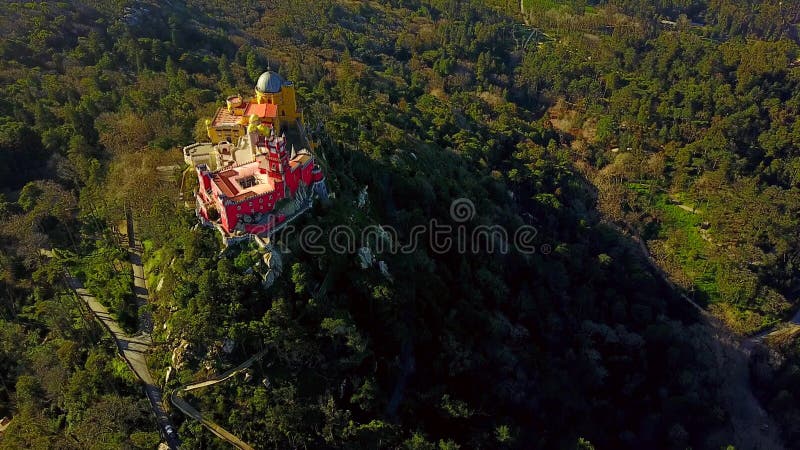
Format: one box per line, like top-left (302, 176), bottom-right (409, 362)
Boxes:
top-left (517, 0), bottom-right (800, 335)
top-left (0, 0), bottom-right (797, 449)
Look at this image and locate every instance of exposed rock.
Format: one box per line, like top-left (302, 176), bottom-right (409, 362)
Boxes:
top-left (358, 247), bottom-right (374, 269)
top-left (376, 225), bottom-right (392, 247)
top-left (254, 235), bottom-right (271, 249)
top-left (357, 185), bottom-right (369, 209)
top-left (261, 245), bottom-right (284, 289)
top-left (267, 247), bottom-right (283, 272)
top-left (0, 416), bottom-right (12, 433)
top-left (378, 260), bottom-right (392, 281)
top-left (171, 340), bottom-right (192, 370)
top-left (263, 269), bottom-right (276, 289)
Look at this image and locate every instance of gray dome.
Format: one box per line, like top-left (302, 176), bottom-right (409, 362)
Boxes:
top-left (255, 71), bottom-right (285, 93)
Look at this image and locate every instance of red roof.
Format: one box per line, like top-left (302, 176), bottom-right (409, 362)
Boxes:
top-left (245, 102), bottom-right (278, 119)
top-left (211, 107), bottom-right (242, 128)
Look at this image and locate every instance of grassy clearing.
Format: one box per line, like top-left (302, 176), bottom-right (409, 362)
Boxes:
top-left (143, 239), bottom-right (165, 289)
top-left (522, 0), bottom-right (560, 12)
top-left (654, 195), bottom-right (720, 303)
top-left (626, 184), bottom-right (787, 333)
top-left (626, 183), bottom-right (721, 305)
top-left (523, 0), bottom-right (597, 13)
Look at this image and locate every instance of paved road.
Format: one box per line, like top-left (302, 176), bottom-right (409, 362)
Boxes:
top-left (126, 216), bottom-right (179, 448)
top-left (130, 248), bottom-right (154, 334)
top-left (170, 349), bottom-right (268, 450)
top-left (63, 217), bottom-right (180, 449)
top-left (66, 275), bottom-right (179, 449)
top-left (170, 395), bottom-right (254, 450)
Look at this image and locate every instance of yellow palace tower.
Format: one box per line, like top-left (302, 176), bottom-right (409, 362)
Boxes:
top-left (205, 69), bottom-right (303, 144)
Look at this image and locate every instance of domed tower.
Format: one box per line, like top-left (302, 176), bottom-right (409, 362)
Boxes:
top-left (255, 71), bottom-right (285, 99)
top-left (254, 70), bottom-right (300, 131)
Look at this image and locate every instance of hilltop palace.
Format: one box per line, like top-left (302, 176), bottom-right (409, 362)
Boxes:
top-left (183, 70), bottom-right (328, 245)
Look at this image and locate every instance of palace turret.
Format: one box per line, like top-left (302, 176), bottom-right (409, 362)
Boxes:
top-left (204, 70), bottom-right (301, 144)
top-left (187, 69), bottom-right (328, 243)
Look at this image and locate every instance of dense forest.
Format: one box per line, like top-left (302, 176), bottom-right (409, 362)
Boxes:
top-left (517, 0), bottom-right (800, 335)
top-left (0, 0), bottom-right (798, 449)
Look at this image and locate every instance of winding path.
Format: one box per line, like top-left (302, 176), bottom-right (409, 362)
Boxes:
top-left (169, 349), bottom-right (269, 450)
top-left (66, 276), bottom-right (179, 449)
top-left (64, 219), bottom-right (179, 449)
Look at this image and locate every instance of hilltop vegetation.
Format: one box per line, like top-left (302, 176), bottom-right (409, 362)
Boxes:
top-left (514, 0), bottom-right (800, 334)
top-left (0, 0), bottom-right (797, 449)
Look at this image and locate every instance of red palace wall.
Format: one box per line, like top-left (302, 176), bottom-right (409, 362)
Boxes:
top-left (285, 163), bottom-right (313, 194)
top-left (221, 186), bottom-right (286, 232)
top-left (196, 146), bottom-right (319, 234)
